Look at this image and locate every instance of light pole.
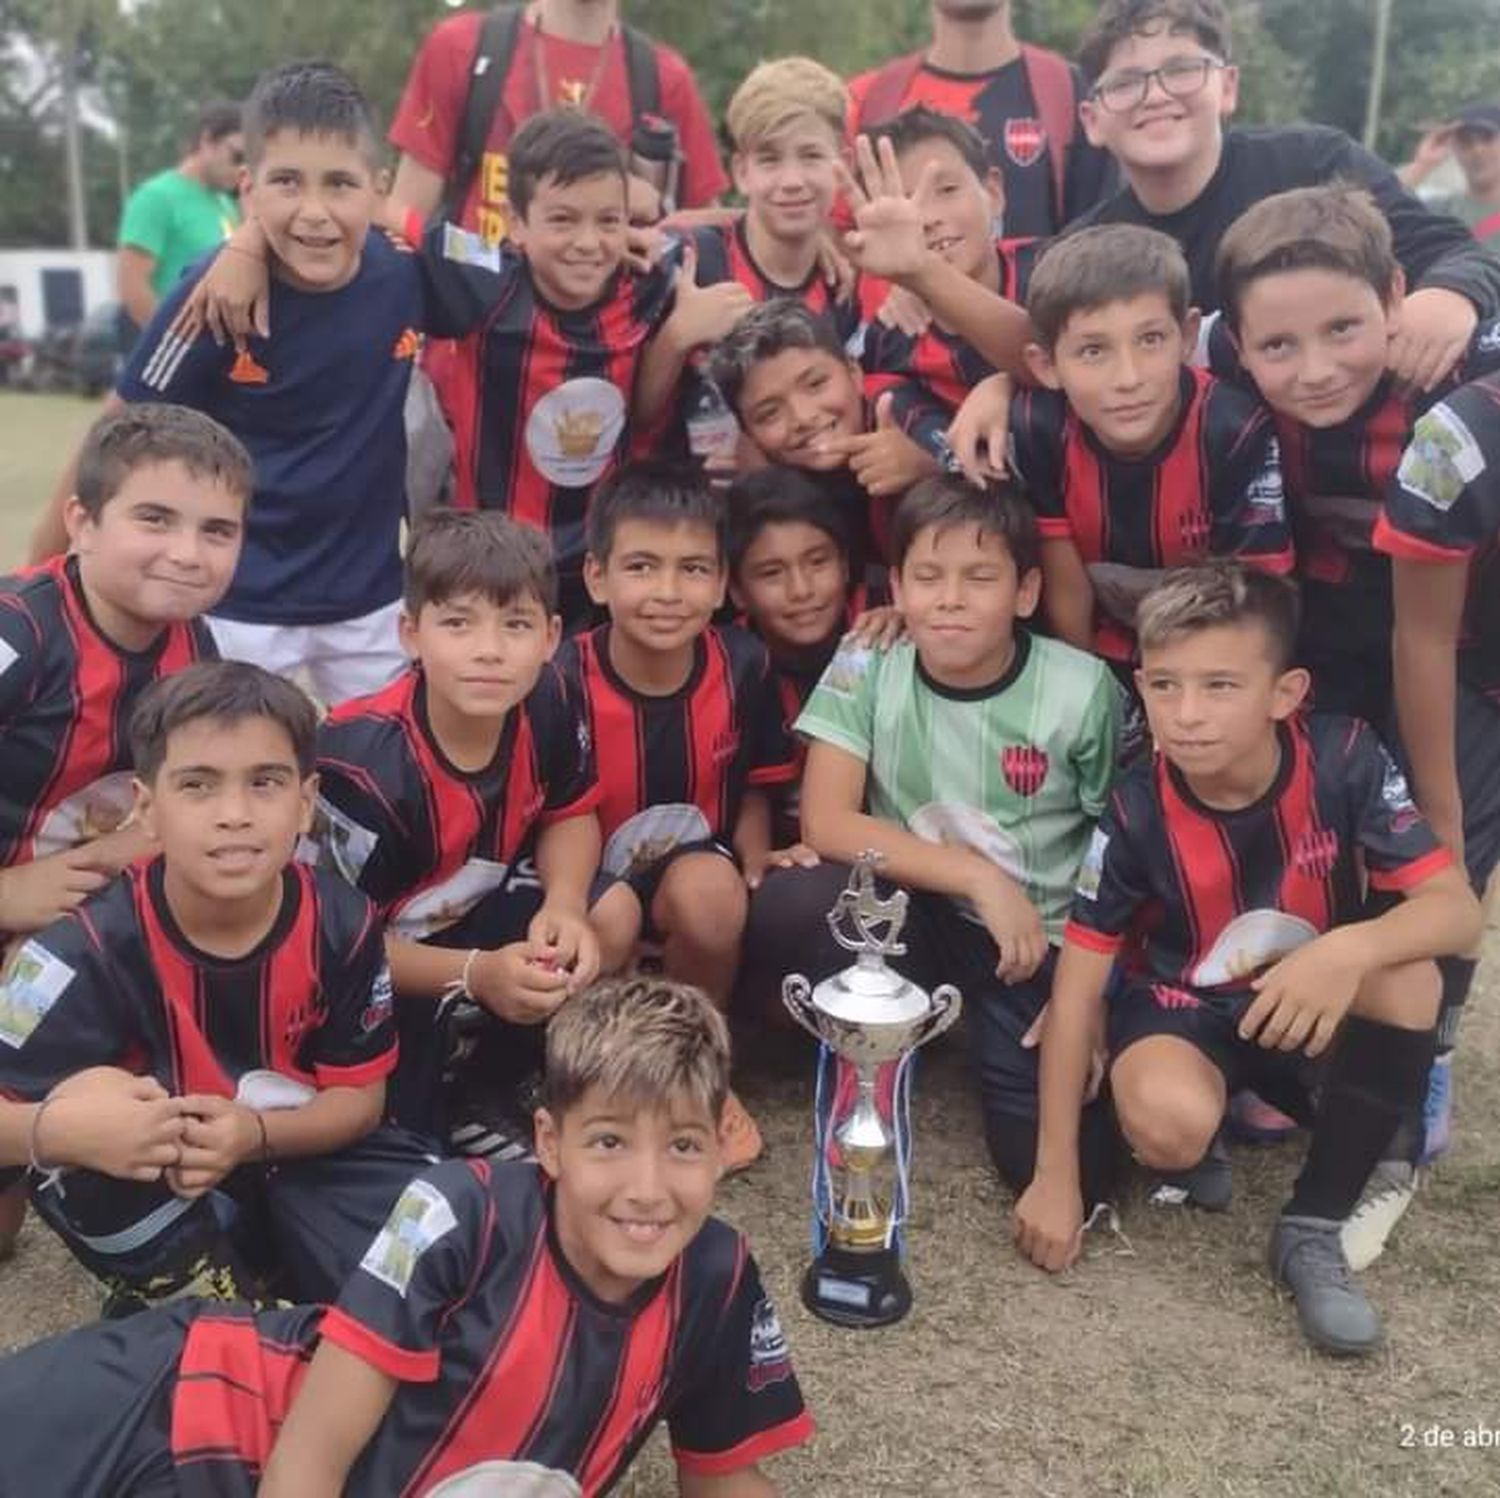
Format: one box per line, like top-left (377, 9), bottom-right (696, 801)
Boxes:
top-left (1363, 0), bottom-right (1396, 150)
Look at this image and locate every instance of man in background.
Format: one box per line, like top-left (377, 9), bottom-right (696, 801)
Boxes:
top-left (1400, 102), bottom-right (1500, 252)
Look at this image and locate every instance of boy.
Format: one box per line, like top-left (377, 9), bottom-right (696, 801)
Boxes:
top-left (0, 977), bottom-right (814, 1497)
top-left (1014, 565), bottom-right (1481, 1356)
top-left (558, 464), bottom-right (800, 1167)
top-left (0, 662), bottom-right (427, 1310)
top-left (1071, 0), bottom-right (1500, 392)
top-left (311, 508), bottom-right (630, 1159)
top-left (766, 475), bottom-right (1123, 1207)
top-left (1011, 223), bottom-right (1291, 665)
top-left (35, 62), bottom-right (421, 704)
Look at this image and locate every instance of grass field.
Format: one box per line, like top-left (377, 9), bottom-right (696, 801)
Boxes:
top-left (1, 390), bottom-right (1498, 1496)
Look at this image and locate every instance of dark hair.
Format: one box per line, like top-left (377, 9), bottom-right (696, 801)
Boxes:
top-left (74, 404), bottom-right (253, 521)
top-left (865, 104), bottom-right (990, 182)
top-left (405, 508), bottom-right (558, 616)
top-left (709, 300), bottom-right (852, 416)
top-left (727, 466), bottom-right (852, 577)
top-left (1078, 0), bottom-right (1232, 84)
top-left (1215, 185), bottom-right (1398, 333)
top-left (586, 461), bottom-right (726, 564)
top-left (130, 661), bottom-right (318, 782)
top-left (508, 109), bottom-right (628, 220)
top-left (1026, 224), bottom-right (1191, 349)
top-left (191, 99), bottom-right (242, 150)
top-left (889, 475), bottom-right (1040, 574)
top-left (242, 60), bottom-right (378, 169)
top-left (1136, 561), bottom-right (1301, 672)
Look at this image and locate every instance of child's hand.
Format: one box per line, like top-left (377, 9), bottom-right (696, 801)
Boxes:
top-left (170, 1095), bottom-right (261, 1198)
top-left (167, 228), bottom-right (272, 346)
top-left (1388, 286), bottom-right (1478, 392)
top-left (969, 867), bottom-right (1048, 984)
top-left (625, 221), bottom-right (668, 274)
top-left (38, 1068), bottom-right (187, 1182)
top-left (824, 393), bottom-right (940, 497)
top-left (469, 942), bottom-right (572, 1025)
top-left (744, 842), bottom-right (820, 891)
top-left (946, 372), bottom-right (1012, 486)
top-left (1238, 927), bottom-right (1367, 1058)
top-left (1013, 1171), bottom-right (1084, 1273)
top-left (669, 240), bottom-right (756, 351)
top-left (875, 284), bottom-right (933, 337)
top-left (0, 849), bottom-right (113, 936)
top-left (817, 231), bottom-right (858, 303)
top-left (845, 604), bottom-right (905, 651)
top-left (837, 134), bottom-right (938, 281)
top-left (525, 905), bottom-right (601, 991)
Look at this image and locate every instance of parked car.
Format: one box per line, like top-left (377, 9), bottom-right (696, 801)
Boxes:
top-left (11, 300), bottom-right (126, 397)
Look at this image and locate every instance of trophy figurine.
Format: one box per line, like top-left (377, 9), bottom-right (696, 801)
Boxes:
top-left (782, 854), bottom-right (961, 1328)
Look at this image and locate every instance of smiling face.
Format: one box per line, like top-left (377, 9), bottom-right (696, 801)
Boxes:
top-left (732, 518), bottom-right (850, 654)
top-left (535, 1085), bottom-right (723, 1302)
top-left (733, 114), bottom-right (842, 245)
top-left (585, 518), bottom-right (726, 663)
top-left (66, 459), bottom-right (244, 651)
top-left (736, 346), bottom-right (865, 471)
top-left (1028, 292), bottom-right (1196, 457)
top-left (510, 170), bottom-right (629, 309)
top-left (1234, 267), bottom-right (1398, 429)
top-left (136, 714), bottom-right (314, 908)
top-left (896, 135), bottom-right (1003, 285)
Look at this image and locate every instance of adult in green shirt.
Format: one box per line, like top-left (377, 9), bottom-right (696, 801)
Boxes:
top-left (117, 99), bottom-right (243, 331)
top-left (1399, 102), bottom-right (1500, 253)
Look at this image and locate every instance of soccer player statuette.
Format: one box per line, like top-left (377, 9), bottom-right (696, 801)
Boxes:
top-left (782, 853), bottom-right (961, 1327)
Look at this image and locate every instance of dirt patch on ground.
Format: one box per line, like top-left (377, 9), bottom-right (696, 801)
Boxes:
top-left (4, 936), bottom-right (1498, 1497)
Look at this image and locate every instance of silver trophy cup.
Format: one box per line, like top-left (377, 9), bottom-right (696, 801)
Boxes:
top-left (783, 854), bottom-right (961, 1327)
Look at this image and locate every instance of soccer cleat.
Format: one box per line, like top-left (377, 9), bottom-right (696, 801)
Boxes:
top-left (1269, 1214), bottom-right (1382, 1356)
top-left (448, 1104), bottom-right (537, 1163)
top-left (1227, 1089), bottom-right (1301, 1145)
top-left (1420, 1053), bottom-right (1454, 1165)
top-left (1147, 1131), bottom-right (1232, 1212)
top-left (719, 1090), bottom-right (765, 1174)
top-left (1341, 1160), bottom-right (1419, 1272)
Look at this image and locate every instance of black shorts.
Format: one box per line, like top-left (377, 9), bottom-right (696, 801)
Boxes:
top-left (1455, 682), bottom-right (1500, 889)
top-left (625, 838), bottom-right (738, 943)
top-left (1109, 978), bottom-right (1318, 1122)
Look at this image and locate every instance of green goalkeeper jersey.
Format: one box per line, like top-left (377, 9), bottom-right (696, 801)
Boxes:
top-left (796, 629), bottom-right (1120, 941)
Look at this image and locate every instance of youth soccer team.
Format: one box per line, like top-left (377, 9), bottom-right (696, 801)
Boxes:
top-left (2, 0), bottom-right (1500, 1491)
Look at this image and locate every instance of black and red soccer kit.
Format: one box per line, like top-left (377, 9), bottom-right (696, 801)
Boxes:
top-left (1066, 713), bottom-right (1449, 1093)
top-left (1010, 367), bottom-right (1293, 663)
top-left (557, 625), bottom-right (797, 908)
top-left (686, 218), bottom-right (857, 329)
top-left (0, 859), bottom-right (415, 1300)
top-left (419, 228), bottom-right (677, 624)
top-left (0, 1160), bottom-right (814, 1497)
top-left (0, 555), bottom-right (216, 867)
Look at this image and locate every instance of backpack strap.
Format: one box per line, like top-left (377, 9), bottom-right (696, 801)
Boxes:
top-left (854, 51), bottom-right (927, 132)
top-left (444, 3), bottom-right (526, 223)
top-left (1019, 43), bottom-right (1078, 224)
top-left (620, 23), bottom-right (661, 118)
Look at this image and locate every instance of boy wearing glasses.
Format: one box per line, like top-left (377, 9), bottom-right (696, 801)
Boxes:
top-left (1071, 0), bottom-right (1500, 394)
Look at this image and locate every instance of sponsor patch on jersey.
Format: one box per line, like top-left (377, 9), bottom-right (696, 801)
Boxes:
top-left (818, 640), bottom-right (875, 698)
top-left (441, 222), bottom-right (501, 273)
top-left (1397, 404), bottom-right (1486, 512)
top-left (361, 964), bottom-right (395, 1035)
top-left (1075, 827), bottom-right (1109, 901)
top-left (1003, 116), bottom-right (1046, 168)
top-left (360, 1178), bottom-right (458, 1296)
top-left (313, 798), bottom-right (379, 883)
top-left (1245, 441), bottom-right (1287, 519)
top-left (0, 637), bottom-right (17, 680)
top-left (746, 1297), bottom-right (794, 1392)
top-left (0, 942), bottom-right (75, 1049)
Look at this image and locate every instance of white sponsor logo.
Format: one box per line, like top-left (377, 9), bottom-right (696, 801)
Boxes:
top-left (0, 942), bottom-right (75, 1049)
top-left (1245, 440), bottom-right (1287, 519)
top-left (392, 858), bottom-right (510, 942)
top-left (360, 1178), bottom-right (458, 1296)
top-left (1397, 404), bottom-right (1486, 512)
top-left (1075, 826), bottom-right (1109, 901)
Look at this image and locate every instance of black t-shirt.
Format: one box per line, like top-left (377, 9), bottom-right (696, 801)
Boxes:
top-left (1072, 125), bottom-right (1500, 317)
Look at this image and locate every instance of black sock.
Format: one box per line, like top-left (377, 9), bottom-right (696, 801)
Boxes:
top-left (1286, 1016), bottom-right (1435, 1221)
top-left (1436, 955), bottom-right (1478, 1053)
top-left (985, 1100), bottom-right (1122, 1211)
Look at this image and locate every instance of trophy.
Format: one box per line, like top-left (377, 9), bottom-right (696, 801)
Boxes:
top-left (782, 854), bottom-right (961, 1328)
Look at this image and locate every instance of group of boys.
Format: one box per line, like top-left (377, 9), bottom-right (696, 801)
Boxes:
top-left (2, 0), bottom-right (1500, 1490)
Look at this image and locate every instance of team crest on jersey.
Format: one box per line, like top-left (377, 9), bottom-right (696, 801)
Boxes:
top-left (1075, 827), bottom-right (1109, 901)
top-left (746, 1297), bottom-right (794, 1392)
top-left (1177, 507), bottom-right (1212, 550)
top-left (1003, 116), bottom-right (1046, 168)
top-left (361, 964), bottom-right (395, 1035)
top-left (1151, 983), bottom-right (1201, 1011)
top-left (1001, 744), bottom-right (1049, 797)
top-left (1292, 828), bottom-right (1340, 879)
top-left (0, 941), bottom-right (75, 1050)
top-left (526, 377), bottom-right (627, 488)
top-left (1397, 404), bottom-right (1486, 512)
top-left (1245, 444), bottom-right (1287, 520)
top-left (360, 1178), bottom-right (458, 1296)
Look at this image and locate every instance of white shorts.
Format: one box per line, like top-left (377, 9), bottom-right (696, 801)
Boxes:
top-left (207, 599), bottom-right (406, 708)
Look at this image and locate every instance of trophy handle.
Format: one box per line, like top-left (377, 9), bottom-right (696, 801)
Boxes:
top-left (912, 983), bottom-right (962, 1050)
top-left (781, 974), bottom-right (823, 1043)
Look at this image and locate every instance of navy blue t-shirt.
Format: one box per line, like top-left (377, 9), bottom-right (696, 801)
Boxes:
top-left (119, 229), bottom-right (423, 626)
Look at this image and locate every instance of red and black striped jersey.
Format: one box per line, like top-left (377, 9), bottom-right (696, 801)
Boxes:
top-left (1065, 714), bottom-right (1450, 993)
top-left (166, 1161), bottom-right (812, 1496)
top-left (312, 665), bottom-right (599, 944)
top-left (419, 227), bottom-right (677, 619)
top-left (1011, 367), bottom-right (1293, 661)
top-left (686, 219), bottom-right (859, 333)
top-left (0, 556), bottom-right (216, 865)
top-left (1375, 370), bottom-right (1500, 701)
top-left (0, 858), bottom-right (395, 1102)
top-left (557, 625), bottom-right (798, 877)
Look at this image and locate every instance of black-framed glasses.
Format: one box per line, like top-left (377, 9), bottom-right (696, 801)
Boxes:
top-left (1091, 56), bottom-right (1223, 114)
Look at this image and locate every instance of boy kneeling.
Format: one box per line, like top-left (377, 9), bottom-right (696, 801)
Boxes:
top-left (0, 978), bottom-right (813, 1497)
top-left (1015, 564), bottom-right (1482, 1356)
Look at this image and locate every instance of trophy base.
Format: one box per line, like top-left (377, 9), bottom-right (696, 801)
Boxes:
top-left (801, 1244), bottom-right (912, 1328)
